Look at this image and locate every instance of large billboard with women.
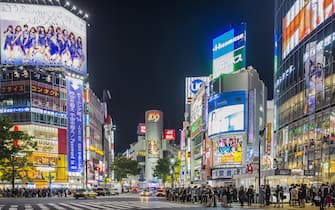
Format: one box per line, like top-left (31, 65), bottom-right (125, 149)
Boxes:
top-left (0, 3), bottom-right (87, 75)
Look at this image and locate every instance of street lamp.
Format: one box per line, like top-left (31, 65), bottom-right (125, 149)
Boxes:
top-left (170, 158), bottom-right (175, 188)
top-left (48, 162), bottom-right (52, 196)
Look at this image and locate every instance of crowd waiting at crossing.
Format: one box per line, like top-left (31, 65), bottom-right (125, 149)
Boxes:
top-left (165, 183), bottom-right (335, 209)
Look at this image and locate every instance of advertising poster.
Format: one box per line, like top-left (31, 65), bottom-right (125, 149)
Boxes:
top-left (67, 77), bottom-right (84, 173)
top-left (212, 23), bottom-right (246, 79)
top-left (282, 0), bottom-right (334, 58)
top-left (163, 129), bottom-right (176, 140)
top-left (213, 136), bottom-right (242, 166)
top-left (304, 39), bottom-right (324, 113)
top-left (208, 91), bottom-right (246, 137)
top-left (0, 3), bottom-right (87, 74)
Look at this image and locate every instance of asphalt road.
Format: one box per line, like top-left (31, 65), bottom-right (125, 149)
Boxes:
top-left (0, 194), bottom-right (324, 210)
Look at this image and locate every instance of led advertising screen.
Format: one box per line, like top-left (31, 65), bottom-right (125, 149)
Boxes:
top-left (0, 3), bottom-right (87, 75)
top-left (282, 0), bottom-right (333, 59)
top-left (212, 24), bottom-right (246, 79)
top-left (213, 136), bottom-right (243, 166)
top-left (208, 91), bottom-right (246, 137)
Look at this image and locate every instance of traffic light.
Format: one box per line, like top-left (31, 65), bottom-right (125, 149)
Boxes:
top-left (247, 164), bottom-right (253, 174)
top-left (13, 125), bottom-right (19, 148)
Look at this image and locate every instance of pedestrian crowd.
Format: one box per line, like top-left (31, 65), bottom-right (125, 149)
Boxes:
top-left (0, 188), bottom-right (69, 198)
top-left (165, 183), bottom-right (335, 209)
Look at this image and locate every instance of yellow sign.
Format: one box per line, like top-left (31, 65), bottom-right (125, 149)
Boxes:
top-left (89, 145), bottom-right (104, 156)
top-left (147, 112), bottom-right (160, 122)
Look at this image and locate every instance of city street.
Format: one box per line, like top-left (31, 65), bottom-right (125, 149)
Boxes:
top-left (0, 193), bottom-right (327, 210)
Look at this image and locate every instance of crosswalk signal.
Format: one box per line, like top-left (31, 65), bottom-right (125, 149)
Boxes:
top-left (247, 164), bottom-right (253, 174)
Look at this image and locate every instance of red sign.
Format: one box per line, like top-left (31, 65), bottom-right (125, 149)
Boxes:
top-left (247, 164), bottom-right (253, 174)
top-left (13, 125), bottom-right (19, 148)
top-left (163, 129), bottom-right (176, 141)
top-left (138, 123), bottom-right (146, 136)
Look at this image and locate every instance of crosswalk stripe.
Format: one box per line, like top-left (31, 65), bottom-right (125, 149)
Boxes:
top-left (9, 205), bottom-right (18, 210)
top-left (24, 204), bottom-right (34, 210)
top-left (58, 202), bottom-right (83, 210)
top-left (47, 203), bottom-right (67, 210)
top-left (78, 202), bottom-right (110, 209)
top-left (37, 204), bottom-right (50, 210)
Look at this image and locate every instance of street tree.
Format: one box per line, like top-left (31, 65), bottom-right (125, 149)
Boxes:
top-left (111, 157), bottom-right (141, 182)
top-left (153, 158), bottom-right (170, 183)
top-left (0, 116), bottom-right (37, 190)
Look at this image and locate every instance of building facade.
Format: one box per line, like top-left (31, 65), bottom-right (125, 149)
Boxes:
top-left (274, 0), bottom-right (335, 184)
top-left (211, 68), bottom-right (267, 188)
top-left (0, 2), bottom-right (87, 188)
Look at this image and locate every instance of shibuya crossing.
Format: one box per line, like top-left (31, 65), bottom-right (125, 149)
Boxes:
top-left (0, 2), bottom-right (115, 189)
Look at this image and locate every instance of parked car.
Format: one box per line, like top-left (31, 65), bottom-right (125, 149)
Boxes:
top-left (73, 189), bottom-right (97, 199)
top-left (140, 189), bottom-right (152, 196)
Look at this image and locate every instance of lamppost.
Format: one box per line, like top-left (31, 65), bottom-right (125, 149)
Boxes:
top-left (48, 162), bottom-right (52, 196)
top-left (170, 158), bottom-right (175, 188)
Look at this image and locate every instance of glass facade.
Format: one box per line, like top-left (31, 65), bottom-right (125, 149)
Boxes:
top-left (275, 0), bottom-right (335, 183)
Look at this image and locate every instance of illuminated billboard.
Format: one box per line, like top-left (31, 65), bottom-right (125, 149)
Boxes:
top-left (282, 0), bottom-right (333, 59)
top-left (0, 3), bottom-right (87, 75)
top-left (212, 24), bottom-right (246, 79)
top-left (163, 129), bottom-right (176, 140)
top-left (208, 91), bottom-right (246, 137)
top-left (67, 77), bottom-right (84, 173)
top-left (185, 76), bottom-right (209, 104)
top-left (213, 136), bottom-right (243, 166)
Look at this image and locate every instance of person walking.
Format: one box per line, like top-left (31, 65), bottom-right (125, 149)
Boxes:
top-left (259, 185), bottom-right (265, 207)
top-left (319, 184), bottom-right (329, 210)
top-left (239, 186), bottom-right (246, 207)
top-left (265, 185), bottom-right (271, 206)
top-left (247, 186), bottom-right (254, 206)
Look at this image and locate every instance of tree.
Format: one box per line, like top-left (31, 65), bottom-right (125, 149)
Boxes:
top-left (0, 116), bottom-right (37, 190)
top-left (153, 158), bottom-right (171, 183)
top-left (111, 157), bottom-right (141, 182)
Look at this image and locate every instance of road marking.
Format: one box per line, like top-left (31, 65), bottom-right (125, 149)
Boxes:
top-left (24, 204), bottom-right (34, 210)
top-left (47, 203), bottom-right (67, 210)
top-left (37, 204), bottom-right (50, 210)
top-left (58, 202), bottom-right (83, 210)
top-left (8, 205), bottom-right (18, 210)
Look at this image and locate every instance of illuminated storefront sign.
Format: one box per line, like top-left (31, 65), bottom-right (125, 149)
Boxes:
top-left (31, 84), bottom-right (60, 98)
top-left (0, 107), bottom-right (30, 113)
top-left (67, 77), bottom-right (84, 173)
top-left (31, 107), bottom-right (67, 118)
top-left (185, 77), bottom-right (209, 104)
top-left (275, 65), bottom-right (295, 88)
top-left (163, 129), bottom-right (176, 141)
top-left (0, 3), bottom-right (87, 74)
top-left (0, 85), bottom-right (24, 94)
top-left (248, 90), bottom-right (254, 143)
top-left (212, 24), bottom-right (246, 79)
top-left (266, 123), bottom-right (272, 155)
top-left (138, 123), bottom-right (146, 136)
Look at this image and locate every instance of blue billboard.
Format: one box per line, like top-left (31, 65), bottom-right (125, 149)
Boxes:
top-left (208, 91), bottom-right (246, 137)
top-left (67, 77), bottom-right (84, 173)
top-left (212, 24), bottom-right (246, 79)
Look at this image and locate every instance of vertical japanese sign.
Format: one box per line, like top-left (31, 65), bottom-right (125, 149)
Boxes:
top-left (248, 90), bottom-right (254, 143)
top-left (67, 77), bottom-right (84, 173)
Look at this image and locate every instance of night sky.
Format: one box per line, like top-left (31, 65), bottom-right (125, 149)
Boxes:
top-left (78, 0), bottom-right (274, 153)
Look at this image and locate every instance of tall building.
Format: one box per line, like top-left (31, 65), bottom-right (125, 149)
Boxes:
top-left (87, 89), bottom-right (105, 186)
top-left (211, 67), bottom-right (267, 188)
top-left (0, 2), bottom-right (87, 188)
top-left (274, 0), bottom-right (335, 184)
top-left (144, 110), bottom-right (163, 182)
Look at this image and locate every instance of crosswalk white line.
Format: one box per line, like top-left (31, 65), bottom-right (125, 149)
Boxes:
top-left (24, 204), bottom-right (34, 210)
top-left (8, 205), bottom-right (18, 210)
top-left (37, 204), bottom-right (50, 210)
top-left (77, 202), bottom-right (110, 210)
top-left (58, 202), bottom-right (83, 210)
top-left (47, 203), bottom-right (66, 210)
